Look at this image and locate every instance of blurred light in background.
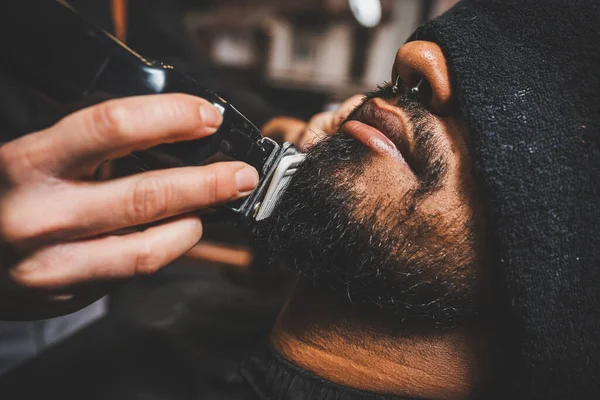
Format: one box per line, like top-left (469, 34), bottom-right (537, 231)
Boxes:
top-left (349, 0), bottom-right (382, 28)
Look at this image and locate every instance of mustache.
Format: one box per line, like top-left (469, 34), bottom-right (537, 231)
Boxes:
top-left (340, 82), bottom-right (396, 126)
top-left (345, 81), bottom-right (428, 125)
top-left (339, 82), bottom-right (447, 192)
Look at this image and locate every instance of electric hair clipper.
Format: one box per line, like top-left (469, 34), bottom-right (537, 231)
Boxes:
top-left (0, 0), bottom-right (304, 226)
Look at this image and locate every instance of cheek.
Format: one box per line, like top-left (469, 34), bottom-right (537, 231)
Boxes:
top-left (419, 188), bottom-right (472, 231)
top-left (438, 117), bottom-right (473, 187)
top-left (352, 158), bottom-right (418, 212)
top-left (419, 151), bottom-right (476, 230)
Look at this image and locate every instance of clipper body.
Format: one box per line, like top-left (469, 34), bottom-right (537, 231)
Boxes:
top-left (0, 0), bottom-right (303, 225)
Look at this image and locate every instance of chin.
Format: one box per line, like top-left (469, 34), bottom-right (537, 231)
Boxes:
top-left (253, 131), bottom-right (485, 330)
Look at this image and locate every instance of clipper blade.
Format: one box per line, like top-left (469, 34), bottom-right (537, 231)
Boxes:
top-left (254, 152), bottom-right (305, 221)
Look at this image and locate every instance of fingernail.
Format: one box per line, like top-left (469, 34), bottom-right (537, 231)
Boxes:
top-left (199, 104), bottom-right (223, 129)
top-left (236, 167), bottom-right (259, 193)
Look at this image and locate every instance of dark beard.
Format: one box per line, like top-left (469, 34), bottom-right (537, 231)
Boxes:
top-left (253, 96), bottom-right (481, 330)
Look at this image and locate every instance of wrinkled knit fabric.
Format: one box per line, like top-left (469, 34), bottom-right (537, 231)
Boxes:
top-left (411, 1), bottom-right (600, 399)
top-left (241, 345), bottom-right (420, 400)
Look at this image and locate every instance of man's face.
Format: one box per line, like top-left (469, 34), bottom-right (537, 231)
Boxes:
top-left (255, 41), bottom-right (487, 329)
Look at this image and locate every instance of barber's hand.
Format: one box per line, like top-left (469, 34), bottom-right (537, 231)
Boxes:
top-left (262, 95), bottom-right (364, 151)
top-left (0, 94), bottom-right (259, 320)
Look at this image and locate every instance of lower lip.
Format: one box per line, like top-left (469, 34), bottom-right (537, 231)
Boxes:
top-left (341, 121), bottom-right (405, 163)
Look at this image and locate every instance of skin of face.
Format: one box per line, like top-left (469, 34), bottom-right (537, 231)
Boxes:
top-left (255, 41), bottom-right (489, 329)
top-left (256, 41), bottom-right (494, 400)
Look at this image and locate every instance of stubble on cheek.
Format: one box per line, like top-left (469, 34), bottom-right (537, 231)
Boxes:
top-left (347, 158), bottom-right (419, 223)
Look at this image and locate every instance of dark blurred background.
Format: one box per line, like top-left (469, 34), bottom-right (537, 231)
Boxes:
top-left (177, 0), bottom-right (459, 119)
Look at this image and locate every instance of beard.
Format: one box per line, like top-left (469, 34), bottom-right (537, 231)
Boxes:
top-left (253, 95), bottom-right (482, 330)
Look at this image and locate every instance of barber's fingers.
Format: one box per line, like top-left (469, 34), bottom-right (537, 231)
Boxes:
top-left (75, 162), bottom-right (258, 239)
top-left (299, 112), bottom-right (335, 150)
top-left (1, 162), bottom-right (258, 247)
top-left (260, 116), bottom-right (306, 145)
top-left (300, 95), bottom-right (366, 151)
top-left (332, 94), bottom-right (365, 127)
top-left (4, 94), bottom-right (223, 180)
top-left (10, 215), bottom-right (203, 290)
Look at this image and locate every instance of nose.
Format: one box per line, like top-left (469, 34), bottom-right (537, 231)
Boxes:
top-left (392, 41), bottom-right (454, 115)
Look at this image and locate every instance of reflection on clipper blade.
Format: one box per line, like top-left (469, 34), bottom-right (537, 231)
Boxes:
top-left (255, 153), bottom-right (305, 221)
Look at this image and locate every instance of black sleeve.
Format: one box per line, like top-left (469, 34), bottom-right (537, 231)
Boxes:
top-left (0, 260), bottom-right (286, 400)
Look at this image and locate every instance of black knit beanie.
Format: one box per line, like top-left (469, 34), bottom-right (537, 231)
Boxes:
top-left (410, 1), bottom-right (600, 398)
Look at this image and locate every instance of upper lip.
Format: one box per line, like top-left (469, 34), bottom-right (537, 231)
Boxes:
top-left (343, 98), bottom-right (412, 162)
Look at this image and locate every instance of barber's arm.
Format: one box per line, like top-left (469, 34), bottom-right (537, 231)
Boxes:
top-left (0, 94), bottom-right (259, 321)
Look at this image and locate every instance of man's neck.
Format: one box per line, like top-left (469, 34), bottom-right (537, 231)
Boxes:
top-left (270, 285), bottom-right (492, 400)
